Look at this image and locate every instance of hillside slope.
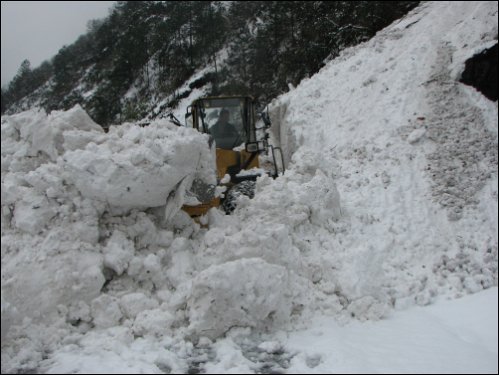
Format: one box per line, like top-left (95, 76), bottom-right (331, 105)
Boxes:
top-left (270, 0), bottom-right (498, 306)
top-left (2, 1), bottom-right (418, 126)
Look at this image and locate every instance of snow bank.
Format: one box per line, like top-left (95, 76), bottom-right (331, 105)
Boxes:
top-left (268, 1), bottom-right (498, 314)
top-left (1, 105), bottom-right (215, 333)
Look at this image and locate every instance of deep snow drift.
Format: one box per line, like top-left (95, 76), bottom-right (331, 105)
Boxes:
top-left (1, 1), bottom-right (498, 374)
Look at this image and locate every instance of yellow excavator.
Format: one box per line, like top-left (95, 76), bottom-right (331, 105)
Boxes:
top-left (170, 96), bottom-right (284, 217)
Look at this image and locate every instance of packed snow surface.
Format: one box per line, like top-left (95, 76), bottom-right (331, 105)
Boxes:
top-left (1, 1), bottom-right (498, 373)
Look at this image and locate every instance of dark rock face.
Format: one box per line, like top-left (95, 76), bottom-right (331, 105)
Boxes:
top-left (460, 42), bottom-right (498, 101)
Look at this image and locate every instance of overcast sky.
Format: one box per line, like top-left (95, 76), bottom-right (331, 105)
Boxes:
top-left (1, 1), bottom-right (115, 87)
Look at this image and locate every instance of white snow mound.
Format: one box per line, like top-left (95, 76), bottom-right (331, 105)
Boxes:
top-left (185, 258), bottom-right (307, 339)
top-left (1, 105), bottom-right (215, 330)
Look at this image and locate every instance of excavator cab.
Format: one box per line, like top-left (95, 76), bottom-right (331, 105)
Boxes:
top-left (187, 96), bottom-right (265, 152)
top-left (182, 96), bottom-right (284, 216)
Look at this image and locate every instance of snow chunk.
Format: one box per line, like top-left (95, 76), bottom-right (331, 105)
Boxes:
top-left (186, 258), bottom-right (301, 339)
top-left (2, 251), bottom-right (104, 323)
top-left (67, 301), bottom-right (92, 325)
top-left (63, 121), bottom-right (216, 211)
top-left (347, 296), bottom-right (390, 321)
top-left (12, 193), bottom-right (56, 234)
top-left (91, 295), bottom-right (123, 329)
top-left (132, 308), bottom-right (175, 337)
top-left (258, 341), bottom-right (284, 354)
top-left (407, 128), bottom-right (426, 144)
top-left (103, 230), bottom-right (135, 275)
top-left (3, 105), bottom-right (103, 162)
top-left (120, 292), bottom-right (159, 319)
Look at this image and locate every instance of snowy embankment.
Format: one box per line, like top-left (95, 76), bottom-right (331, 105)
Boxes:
top-left (270, 0), bottom-right (498, 308)
top-left (1, 1), bottom-right (498, 374)
top-left (1, 105), bottom-right (215, 337)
